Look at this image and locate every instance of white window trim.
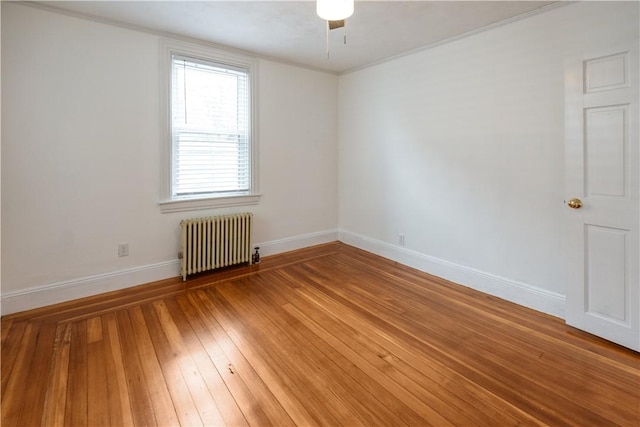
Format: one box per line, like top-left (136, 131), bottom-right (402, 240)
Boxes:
top-left (159, 39), bottom-right (260, 213)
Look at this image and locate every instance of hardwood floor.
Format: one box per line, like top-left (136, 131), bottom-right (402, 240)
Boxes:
top-left (2, 242), bottom-right (639, 426)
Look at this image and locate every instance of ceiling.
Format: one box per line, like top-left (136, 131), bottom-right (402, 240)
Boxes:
top-left (36, 1), bottom-right (560, 74)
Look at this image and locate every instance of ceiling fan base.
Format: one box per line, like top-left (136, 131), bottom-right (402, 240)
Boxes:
top-left (328, 20), bottom-right (345, 30)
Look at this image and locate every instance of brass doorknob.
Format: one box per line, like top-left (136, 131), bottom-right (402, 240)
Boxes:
top-left (567, 198), bottom-right (583, 209)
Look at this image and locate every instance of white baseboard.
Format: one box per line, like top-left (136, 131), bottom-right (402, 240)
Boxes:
top-left (254, 229), bottom-right (339, 257)
top-left (1, 229), bottom-right (340, 316)
top-left (1, 260), bottom-right (181, 315)
top-left (3, 228), bottom-right (560, 318)
top-left (339, 230), bottom-right (566, 319)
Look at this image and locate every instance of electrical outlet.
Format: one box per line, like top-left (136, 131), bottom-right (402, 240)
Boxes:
top-left (118, 242), bottom-right (129, 257)
top-left (399, 234), bottom-right (405, 246)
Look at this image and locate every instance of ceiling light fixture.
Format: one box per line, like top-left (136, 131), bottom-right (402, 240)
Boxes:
top-left (316, 0), bottom-right (354, 21)
top-left (317, 0), bottom-right (354, 59)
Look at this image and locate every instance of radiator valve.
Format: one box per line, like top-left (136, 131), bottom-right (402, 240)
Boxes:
top-left (252, 247), bottom-right (261, 264)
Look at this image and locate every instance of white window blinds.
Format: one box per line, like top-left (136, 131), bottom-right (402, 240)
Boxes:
top-left (171, 55), bottom-right (250, 198)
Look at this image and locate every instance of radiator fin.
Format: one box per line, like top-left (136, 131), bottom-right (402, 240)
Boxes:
top-left (180, 212), bottom-right (253, 281)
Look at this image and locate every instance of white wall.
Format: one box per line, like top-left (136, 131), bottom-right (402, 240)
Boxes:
top-left (339, 1), bottom-right (639, 316)
top-left (1, 3), bottom-right (338, 311)
top-left (0, 3), bottom-right (3, 315)
top-left (3, 1), bottom-right (638, 317)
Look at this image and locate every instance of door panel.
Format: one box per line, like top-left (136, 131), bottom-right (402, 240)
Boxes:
top-left (584, 52), bottom-right (629, 93)
top-left (585, 105), bottom-right (627, 198)
top-left (565, 42), bottom-right (639, 351)
top-left (585, 224), bottom-right (628, 324)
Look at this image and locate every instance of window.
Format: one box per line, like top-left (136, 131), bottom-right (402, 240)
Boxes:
top-left (160, 40), bottom-right (259, 212)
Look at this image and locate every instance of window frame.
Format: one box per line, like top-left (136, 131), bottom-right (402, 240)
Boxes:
top-left (159, 39), bottom-right (260, 213)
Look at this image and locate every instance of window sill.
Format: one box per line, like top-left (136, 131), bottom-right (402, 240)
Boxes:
top-left (159, 194), bottom-right (261, 213)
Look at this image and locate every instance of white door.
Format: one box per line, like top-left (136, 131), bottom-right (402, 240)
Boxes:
top-left (565, 42), bottom-right (639, 351)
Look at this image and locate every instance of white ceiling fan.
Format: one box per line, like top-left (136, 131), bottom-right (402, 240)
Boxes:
top-left (316, 0), bottom-right (355, 58)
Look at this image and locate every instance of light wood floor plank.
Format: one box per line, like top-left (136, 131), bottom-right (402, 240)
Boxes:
top-left (281, 268), bottom-right (541, 426)
top-left (201, 286), bottom-right (326, 426)
top-left (182, 291), bottom-right (294, 426)
top-left (0, 320), bottom-right (58, 426)
top-left (237, 274), bottom-right (452, 426)
top-left (127, 306), bottom-right (180, 426)
top-left (102, 312), bottom-right (135, 426)
top-left (87, 316), bottom-right (110, 426)
top-left (216, 280), bottom-right (402, 426)
top-left (1, 319), bottom-right (27, 399)
top-left (329, 258), bottom-right (639, 419)
top-left (139, 303), bottom-right (203, 426)
top-left (1, 242), bottom-right (638, 426)
top-left (23, 322), bottom-right (59, 426)
top-left (41, 324), bottom-right (71, 427)
top-left (343, 246), bottom-right (640, 367)
top-left (1, 318), bottom-right (14, 347)
top-left (329, 253), bottom-right (640, 422)
top-left (114, 310), bottom-right (158, 426)
top-left (294, 260), bottom-right (615, 425)
top-left (276, 280), bottom-right (540, 426)
top-left (64, 320), bottom-right (88, 426)
top-left (164, 297), bottom-right (250, 427)
top-left (151, 299), bottom-right (227, 426)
